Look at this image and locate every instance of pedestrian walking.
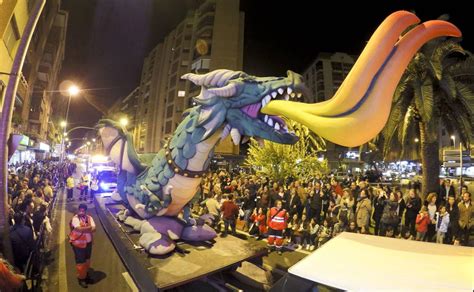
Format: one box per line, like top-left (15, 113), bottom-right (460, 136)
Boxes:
top-left (66, 174), bottom-right (75, 202)
top-left (79, 172), bottom-right (89, 201)
top-left (69, 203), bottom-right (96, 288)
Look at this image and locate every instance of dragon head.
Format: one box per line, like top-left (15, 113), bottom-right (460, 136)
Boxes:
top-left (182, 69), bottom-right (306, 145)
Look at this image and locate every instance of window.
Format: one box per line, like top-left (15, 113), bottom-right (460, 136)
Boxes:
top-left (166, 105), bottom-right (174, 118)
top-left (332, 62), bottom-right (342, 70)
top-left (315, 61), bottom-right (323, 70)
top-left (165, 121), bottom-right (172, 134)
top-left (4, 15), bottom-right (20, 54)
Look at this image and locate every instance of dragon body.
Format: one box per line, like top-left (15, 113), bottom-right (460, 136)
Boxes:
top-left (97, 11), bottom-right (461, 255)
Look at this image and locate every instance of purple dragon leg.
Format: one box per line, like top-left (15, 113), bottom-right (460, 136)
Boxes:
top-left (181, 224), bottom-right (217, 242)
top-left (139, 232), bottom-right (175, 255)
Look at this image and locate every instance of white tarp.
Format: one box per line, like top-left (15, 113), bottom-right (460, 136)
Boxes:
top-left (289, 232), bottom-right (474, 291)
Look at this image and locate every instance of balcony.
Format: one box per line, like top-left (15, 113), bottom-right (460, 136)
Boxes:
top-left (191, 58), bottom-right (211, 72)
top-left (17, 73), bottom-right (29, 100)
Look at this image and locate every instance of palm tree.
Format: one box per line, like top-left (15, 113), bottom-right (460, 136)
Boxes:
top-left (382, 35), bottom-right (474, 198)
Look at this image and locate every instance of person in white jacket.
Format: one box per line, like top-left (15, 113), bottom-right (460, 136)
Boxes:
top-left (435, 205), bottom-right (450, 244)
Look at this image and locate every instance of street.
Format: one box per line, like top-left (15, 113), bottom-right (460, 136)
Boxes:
top-left (44, 165), bottom-right (136, 292)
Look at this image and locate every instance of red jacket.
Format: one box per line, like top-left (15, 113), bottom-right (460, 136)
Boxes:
top-left (267, 207), bottom-right (288, 230)
top-left (251, 213), bottom-right (267, 233)
top-left (221, 200), bottom-right (239, 220)
top-left (416, 214), bottom-right (431, 233)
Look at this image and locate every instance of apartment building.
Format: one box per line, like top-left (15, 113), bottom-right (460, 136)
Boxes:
top-left (134, 0), bottom-right (244, 154)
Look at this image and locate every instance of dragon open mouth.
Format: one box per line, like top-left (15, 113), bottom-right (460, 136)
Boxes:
top-left (240, 86), bottom-right (303, 134)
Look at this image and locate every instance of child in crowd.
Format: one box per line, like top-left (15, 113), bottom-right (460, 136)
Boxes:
top-left (250, 208), bottom-right (267, 240)
top-left (416, 206), bottom-right (431, 241)
top-left (309, 218), bottom-right (319, 250)
top-left (435, 205), bottom-right (450, 244)
top-left (317, 218), bottom-right (332, 247)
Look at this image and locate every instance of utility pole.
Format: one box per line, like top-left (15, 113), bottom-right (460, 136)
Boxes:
top-left (0, 0), bottom-right (46, 260)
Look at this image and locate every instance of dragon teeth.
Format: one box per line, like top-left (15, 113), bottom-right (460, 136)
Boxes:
top-left (274, 123), bottom-right (280, 130)
top-left (267, 118), bottom-right (274, 127)
top-left (264, 115), bottom-right (268, 122)
top-left (271, 91), bottom-right (277, 98)
top-left (290, 92), bottom-right (296, 98)
top-left (284, 94), bottom-right (289, 101)
top-left (261, 95), bottom-right (271, 107)
top-left (297, 93), bottom-right (302, 98)
top-left (287, 87), bottom-right (293, 94)
top-left (277, 88), bottom-right (284, 95)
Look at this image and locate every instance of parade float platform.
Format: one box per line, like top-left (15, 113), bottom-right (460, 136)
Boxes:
top-left (271, 232), bottom-right (474, 292)
top-left (94, 195), bottom-right (268, 291)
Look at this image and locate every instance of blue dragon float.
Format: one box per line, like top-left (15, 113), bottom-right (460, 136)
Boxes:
top-left (97, 11), bottom-right (461, 255)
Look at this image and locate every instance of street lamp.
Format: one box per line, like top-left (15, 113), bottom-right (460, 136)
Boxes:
top-left (414, 138), bottom-right (419, 143)
top-left (450, 135), bottom-right (455, 148)
top-left (119, 117), bottom-right (129, 127)
top-left (61, 84), bottom-right (80, 162)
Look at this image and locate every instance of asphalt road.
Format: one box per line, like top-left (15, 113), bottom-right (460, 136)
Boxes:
top-left (45, 167), bottom-right (136, 292)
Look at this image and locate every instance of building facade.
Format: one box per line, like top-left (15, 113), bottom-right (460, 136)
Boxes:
top-left (107, 86), bottom-right (140, 143)
top-left (302, 52), bottom-right (358, 170)
top-left (1, 0), bottom-right (67, 161)
top-left (21, 0), bottom-right (67, 145)
top-left (1, 0), bottom-right (30, 116)
top-left (134, 0), bottom-right (244, 154)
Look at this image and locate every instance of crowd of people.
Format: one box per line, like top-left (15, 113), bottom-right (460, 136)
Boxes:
top-left (194, 170), bottom-right (473, 253)
top-left (1, 160), bottom-right (73, 291)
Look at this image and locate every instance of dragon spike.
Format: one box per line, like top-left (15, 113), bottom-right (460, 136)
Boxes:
top-left (230, 128), bottom-right (241, 145)
top-left (181, 69), bottom-right (239, 87)
top-left (221, 124), bottom-right (231, 139)
top-left (207, 83), bottom-right (237, 97)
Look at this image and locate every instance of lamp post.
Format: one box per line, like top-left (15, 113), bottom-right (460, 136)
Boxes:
top-left (61, 85), bottom-right (79, 162)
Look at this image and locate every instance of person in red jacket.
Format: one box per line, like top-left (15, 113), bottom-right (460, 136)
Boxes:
top-left (416, 206), bottom-right (431, 241)
top-left (220, 194), bottom-right (239, 237)
top-left (250, 207), bottom-right (267, 239)
top-left (267, 200), bottom-right (289, 255)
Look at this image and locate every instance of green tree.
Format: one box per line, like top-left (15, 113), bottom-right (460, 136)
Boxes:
top-left (245, 120), bottom-right (328, 182)
top-left (382, 37), bottom-right (474, 198)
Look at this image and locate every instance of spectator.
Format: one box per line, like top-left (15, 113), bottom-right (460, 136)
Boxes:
top-left (356, 189), bottom-right (372, 233)
top-left (0, 257), bottom-right (25, 291)
top-left (435, 205), bottom-right (450, 244)
top-left (439, 179), bottom-right (455, 206)
top-left (446, 195), bottom-right (459, 244)
top-left (10, 212), bottom-right (35, 272)
top-left (288, 188), bottom-right (301, 218)
top-left (416, 206), bottom-right (431, 241)
top-left (457, 192), bottom-right (473, 246)
top-left (249, 207), bottom-right (266, 240)
top-left (372, 189), bottom-right (386, 235)
top-left (405, 189), bottom-right (422, 237)
top-left (425, 192), bottom-right (438, 242)
top-left (380, 192), bottom-right (399, 236)
top-left (220, 194), bottom-right (239, 237)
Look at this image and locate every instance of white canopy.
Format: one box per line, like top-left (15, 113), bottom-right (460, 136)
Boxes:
top-left (289, 232), bottom-right (474, 291)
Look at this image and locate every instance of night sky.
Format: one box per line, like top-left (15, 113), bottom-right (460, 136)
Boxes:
top-left (59, 0), bottom-right (473, 147)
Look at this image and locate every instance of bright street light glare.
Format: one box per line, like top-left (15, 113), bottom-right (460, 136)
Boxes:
top-left (92, 138), bottom-right (96, 142)
top-left (87, 141), bottom-right (91, 145)
top-left (65, 137), bottom-right (69, 141)
top-left (60, 121), bottom-right (67, 128)
top-left (450, 135), bottom-right (455, 140)
top-left (414, 138), bottom-right (419, 143)
top-left (119, 117), bottom-right (129, 127)
top-left (68, 85), bottom-right (80, 96)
